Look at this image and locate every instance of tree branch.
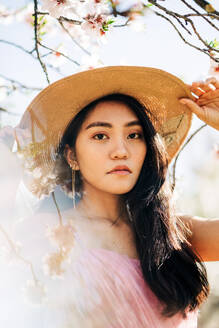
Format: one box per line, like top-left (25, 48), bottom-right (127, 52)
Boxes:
top-left (192, 0), bottom-right (219, 16)
top-left (58, 19), bottom-right (91, 56)
top-left (38, 42), bottom-right (80, 66)
top-left (180, 0), bottom-right (219, 30)
top-left (0, 39), bottom-right (65, 79)
top-left (171, 123), bottom-right (207, 191)
top-left (33, 0), bottom-right (50, 84)
top-left (148, 0), bottom-right (219, 61)
top-left (0, 107), bottom-right (20, 116)
top-left (0, 73), bottom-right (42, 91)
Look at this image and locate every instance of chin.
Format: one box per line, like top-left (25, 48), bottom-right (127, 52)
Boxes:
top-left (106, 185), bottom-right (135, 195)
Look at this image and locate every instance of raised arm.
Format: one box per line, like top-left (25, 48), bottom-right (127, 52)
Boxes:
top-left (178, 76), bottom-right (219, 262)
top-left (179, 214), bottom-right (219, 262)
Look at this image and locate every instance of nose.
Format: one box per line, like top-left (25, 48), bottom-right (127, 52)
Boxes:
top-left (109, 138), bottom-right (129, 159)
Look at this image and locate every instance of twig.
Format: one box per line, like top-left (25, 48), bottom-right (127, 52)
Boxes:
top-left (59, 16), bottom-right (82, 25)
top-left (52, 192), bottom-right (63, 226)
top-left (184, 13), bottom-right (219, 19)
top-left (38, 42), bottom-right (80, 66)
top-left (192, 0), bottom-right (219, 16)
top-left (0, 39), bottom-right (33, 55)
top-left (113, 17), bottom-right (131, 27)
top-left (180, 0), bottom-right (219, 30)
top-left (0, 73), bottom-right (42, 91)
top-left (148, 0), bottom-right (219, 60)
top-left (33, 0), bottom-right (50, 84)
top-left (154, 11), bottom-right (214, 60)
top-left (171, 123), bottom-right (207, 191)
top-left (0, 39), bottom-right (64, 75)
top-left (0, 107), bottom-right (20, 116)
top-left (58, 19), bottom-right (91, 56)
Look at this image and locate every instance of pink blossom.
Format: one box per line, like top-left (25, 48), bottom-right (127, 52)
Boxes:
top-left (47, 45), bottom-right (68, 67)
top-left (81, 14), bottom-right (113, 38)
top-left (0, 5), bottom-right (13, 25)
top-left (78, 0), bottom-right (111, 17)
top-left (41, 0), bottom-right (76, 18)
top-left (208, 53), bottom-right (219, 78)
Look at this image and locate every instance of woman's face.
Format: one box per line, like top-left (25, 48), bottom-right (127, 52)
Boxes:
top-left (68, 100), bottom-right (147, 195)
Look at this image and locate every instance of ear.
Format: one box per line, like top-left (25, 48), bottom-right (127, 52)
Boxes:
top-left (64, 144), bottom-right (80, 170)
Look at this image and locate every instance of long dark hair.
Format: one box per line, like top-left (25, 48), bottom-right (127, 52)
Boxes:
top-left (56, 93), bottom-right (209, 318)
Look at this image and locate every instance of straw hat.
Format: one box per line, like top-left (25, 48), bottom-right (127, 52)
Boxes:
top-left (18, 66), bottom-right (194, 173)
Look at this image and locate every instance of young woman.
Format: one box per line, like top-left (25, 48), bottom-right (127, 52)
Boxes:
top-left (0, 66), bottom-right (219, 327)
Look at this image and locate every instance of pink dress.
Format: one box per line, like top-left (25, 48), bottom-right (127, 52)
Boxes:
top-left (0, 211), bottom-right (199, 328)
top-left (66, 245), bottom-right (199, 328)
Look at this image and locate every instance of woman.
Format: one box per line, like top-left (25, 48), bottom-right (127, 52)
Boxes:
top-left (0, 66), bottom-right (219, 327)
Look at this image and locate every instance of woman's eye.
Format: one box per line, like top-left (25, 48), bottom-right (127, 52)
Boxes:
top-left (128, 133), bottom-right (143, 139)
top-left (93, 132), bottom-right (143, 140)
top-left (93, 133), bottom-right (107, 140)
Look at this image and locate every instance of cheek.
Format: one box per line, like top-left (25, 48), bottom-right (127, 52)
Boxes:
top-left (133, 143), bottom-right (147, 166)
top-left (75, 139), bottom-right (106, 176)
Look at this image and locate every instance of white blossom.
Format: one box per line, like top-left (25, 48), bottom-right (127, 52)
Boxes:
top-left (0, 5), bottom-right (13, 25)
top-left (47, 45), bottom-right (68, 67)
top-left (41, 0), bottom-right (77, 19)
top-left (45, 221), bottom-right (76, 252)
top-left (21, 279), bottom-right (47, 305)
top-left (0, 241), bottom-right (22, 266)
top-left (81, 14), bottom-right (113, 41)
top-left (129, 18), bottom-right (146, 32)
top-left (32, 167), bottom-right (43, 179)
top-left (42, 251), bottom-right (66, 278)
top-left (208, 53), bottom-right (219, 78)
top-left (16, 3), bottom-right (58, 36)
top-left (0, 77), bottom-right (8, 101)
top-left (77, 0), bottom-right (111, 17)
top-left (79, 53), bottom-right (104, 71)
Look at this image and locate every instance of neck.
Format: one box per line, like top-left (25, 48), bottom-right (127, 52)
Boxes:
top-left (76, 184), bottom-right (129, 225)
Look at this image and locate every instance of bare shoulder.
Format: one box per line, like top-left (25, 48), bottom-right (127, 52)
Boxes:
top-left (177, 213), bottom-right (219, 262)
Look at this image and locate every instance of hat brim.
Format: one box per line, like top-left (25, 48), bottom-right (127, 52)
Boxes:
top-left (19, 66), bottom-right (194, 169)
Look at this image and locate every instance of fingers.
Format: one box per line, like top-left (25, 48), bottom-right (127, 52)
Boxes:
top-left (206, 77), bottom-right (219, 88)
top-left (179, 98), bottom-right (206, 118)
top-left (186, 77), bottom-right (219, 103)
top-left (196, 89), bottom-right (219, 100)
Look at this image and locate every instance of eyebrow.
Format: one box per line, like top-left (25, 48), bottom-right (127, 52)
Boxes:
top-left (85, 120), bottom-right (142, 130)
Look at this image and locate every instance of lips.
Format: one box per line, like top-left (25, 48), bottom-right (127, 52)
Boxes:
top-left (108, 165), bottom-right (132, 174)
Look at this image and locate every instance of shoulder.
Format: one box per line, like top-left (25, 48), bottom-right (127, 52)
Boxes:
top-left (177, 213), bottom-right (219, 261)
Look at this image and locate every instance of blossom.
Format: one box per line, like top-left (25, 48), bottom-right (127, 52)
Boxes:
top-left (0, 5), bottom-right (13, 25)
top-left (81, 14), bottom-right (114, 39)
top-left (213, 143), bottom-right (219, 159)
top-left (16, 3), bottom-right (58, 36)
top-left (16, 3), bottom-right (34, 26)
top-left (208, 51), bottom-right (219, 78)
top-left (79, 53), bottom-right (104, 71)
top-left (41, 0), bottom-right (76, 19)
top-left (47, 45), bottom-right (68, 67)
top-left (46, 221), bottom-right (76, 252)
top-left (22, 279), bottom-right (47, 305)
top-left (0, 241), bottom-right (22, 266)
top-left (42, 251), bottom-right (67, 277)
top-left (77, 0), bottom-right (111, 17)
top-left (32, 167), bottom-right (43, 179)
top-left (0, 77), bottom-right (8, 101)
